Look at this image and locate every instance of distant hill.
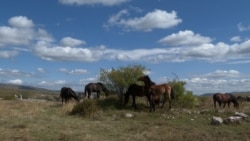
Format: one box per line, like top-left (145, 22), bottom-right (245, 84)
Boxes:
top-left (0, 83), bottom-right (59, 100)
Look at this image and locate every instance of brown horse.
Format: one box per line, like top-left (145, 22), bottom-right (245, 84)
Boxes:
top-left (137, 75), bottom-right (175, 112)
top-left (60, 87), bottom-right (80, 105)
top-left (84, 82), bottom-right (109, 99)
top-left (213, 93), bottom-right (239, 109)
top-left (124, 83), bottom-right (150, 109)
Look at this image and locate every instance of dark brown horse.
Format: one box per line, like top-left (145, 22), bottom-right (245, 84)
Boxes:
top-left (137, 75), bottom-right (175, 112)
top-left (60, 87), bottom-right (80, 105)
top-left (84, 82), bottom-right (109, 99)
top-left (213, 93), bottom-right (239, 109)
top-left (124, 83), bottom-right (150, 109)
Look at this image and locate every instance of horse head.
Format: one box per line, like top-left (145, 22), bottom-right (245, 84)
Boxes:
top-left (97, 82), bottom-right (109, 96)
top-left (137, 75), bottom-right (155, 88)
top-left (227, 93), bottom-right (239, 108)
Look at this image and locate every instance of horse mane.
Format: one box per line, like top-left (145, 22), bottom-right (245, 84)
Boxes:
top-left (97, 82), bottom-right (104, 86)
top-left (143, 75), bottom-right (155, 86)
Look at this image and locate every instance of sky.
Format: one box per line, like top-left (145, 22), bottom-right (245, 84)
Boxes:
top-left (1, 0), bottom-right (250, 95)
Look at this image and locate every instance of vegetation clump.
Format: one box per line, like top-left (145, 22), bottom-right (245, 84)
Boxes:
top-left (70, 100), bottom-right (100, 118)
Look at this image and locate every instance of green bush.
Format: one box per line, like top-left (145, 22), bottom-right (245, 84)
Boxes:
top-left (174, 91), bottom-right (197, 108)
top-left (97, 96), bottom-right (123, 110)
top-left (70, 100), bottom-right (99, 118)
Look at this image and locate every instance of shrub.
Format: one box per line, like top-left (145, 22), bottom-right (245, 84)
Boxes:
top-left (174, 91), bottom-right (197, 108)
top-left (70, 100), bottom-right (100, 118)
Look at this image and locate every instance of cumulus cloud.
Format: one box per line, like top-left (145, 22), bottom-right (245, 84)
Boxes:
top-left (184, 70), bottom-right (250, 95)
top-left (33, 41), bottom-right (105, 62)
top-left (105, 9), bottom-right (182, 31)
top-left (7, 79), bottom-right (23, 85)
top-left (0, 16), bottom-right (53, 59)
top-left (58, 0), bottom-right (129, 6)
top-left (60, 37), bottom-right (86, 47)
top-left (0, 16), bottom-right (34, 47)
top-left (8, 16), bottom-right (34, 28)
top-left (158, 30), bottom-right (212, 46)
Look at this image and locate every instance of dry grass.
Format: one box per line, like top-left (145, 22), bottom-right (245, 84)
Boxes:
top-left (1, 96), bottom-right (250, 141)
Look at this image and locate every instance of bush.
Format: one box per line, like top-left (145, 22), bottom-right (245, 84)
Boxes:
top-left (70, 100), bottom-right (100, 118)
top-left (97, 96), bottom-right (123, 110)
top-left (174, 91), bottom-right (197, 108)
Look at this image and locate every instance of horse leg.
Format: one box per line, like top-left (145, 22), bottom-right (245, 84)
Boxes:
top-left (61, 97), bottom-right (64, 105)
top-left (149, 95), bottom-right (154, 112)
top-left (223, 102), bottom-right (226, 108)
top-left (168, 99), bottom-right (172, 110)
top-left (218, 102), bottom-right (222, 108)
top-left (214, 100), bottom-right (216, 109)
top-left (132, 94), bottom-right (137, 109)
top-left (87, 91), bottom-right (91, 99)
top-left (97, 92), bottom-right (100, 99)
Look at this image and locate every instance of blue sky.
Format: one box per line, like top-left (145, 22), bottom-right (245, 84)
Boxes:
top-left (1, 0), bottom-right (250, 95)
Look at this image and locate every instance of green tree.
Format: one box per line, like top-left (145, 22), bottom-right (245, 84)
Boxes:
top-left (99, 64), bottom-right (146, 100)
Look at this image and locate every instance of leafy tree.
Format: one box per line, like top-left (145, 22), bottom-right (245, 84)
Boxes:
top-left (99, 64), bottom-right (146, 100)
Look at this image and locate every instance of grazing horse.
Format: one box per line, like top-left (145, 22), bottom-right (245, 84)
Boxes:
top-left (137, 75), bottom-right (175, 112)
top-left (213, 93), bottom-right (239, 109)
top-left (60, 87), bottom-right (80, 105)
top-left (124, 83), bottom-right (150, 109)
top-left (84, 82), bottom-right (109, 99)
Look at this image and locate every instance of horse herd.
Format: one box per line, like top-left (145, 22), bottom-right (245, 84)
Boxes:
top-left (60, 75), bottom-right (246, 112)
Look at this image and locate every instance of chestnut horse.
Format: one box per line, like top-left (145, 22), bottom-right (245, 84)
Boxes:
top-left (213, 93), bottom-right (239, 109)
top-left (137, 75), bottom-right (175, 112)
top-left (60, 87), bottom-right (80, 105)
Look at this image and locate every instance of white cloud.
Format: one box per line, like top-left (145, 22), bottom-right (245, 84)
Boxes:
top-left (0, 68), bottom-right (33, 78)
top-left (0, 16), bottom-right (52, 60)
top-left (237, 23), bottom-right (250, 32)
top-left (58, 0), bottom-right (129, 6)
top-left (37, 67), bottom-right (46, 73)
top-left (8, 16), bottom-right (34, 28)
top-left (230, 36), bottom-right (241, 42)
top-left (158, 30), bottom-right (212, 46)
top-left (59, 68), bottom-right (88, 75)
top-left (60, 37), bottom-right (85, 47)
top-left (33, 41), bottom-right (104, 62)
top-left (204, 70), bottom-right (240, 78)
top-left (105, 9), bottom-right (182, 31)
top-left (185, 70), bottom-right (250, 95)
top-left (0, 50), bottom-right (18, 58)
top-left (7, 79), bottom-right (23, 85)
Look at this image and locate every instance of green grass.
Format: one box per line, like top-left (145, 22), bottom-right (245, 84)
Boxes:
top-left (1, 95), bottom-right (250, 141)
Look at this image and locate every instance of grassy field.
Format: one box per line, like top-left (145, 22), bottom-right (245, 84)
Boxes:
top-left (1, 87), bottom-right (250, 141)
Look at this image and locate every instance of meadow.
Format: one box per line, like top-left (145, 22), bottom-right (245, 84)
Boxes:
top-left (0, 85), bottom-right (250, 141)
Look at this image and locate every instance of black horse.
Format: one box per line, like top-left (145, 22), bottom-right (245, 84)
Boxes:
top-left (60, 87), bottom-right (80, 105)
top-left (124, 83), bottom-right (150, 109)
top-left (213, 93), bottom-right (239, 109)
top-left (84, 82), bottom-right (109, 99)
